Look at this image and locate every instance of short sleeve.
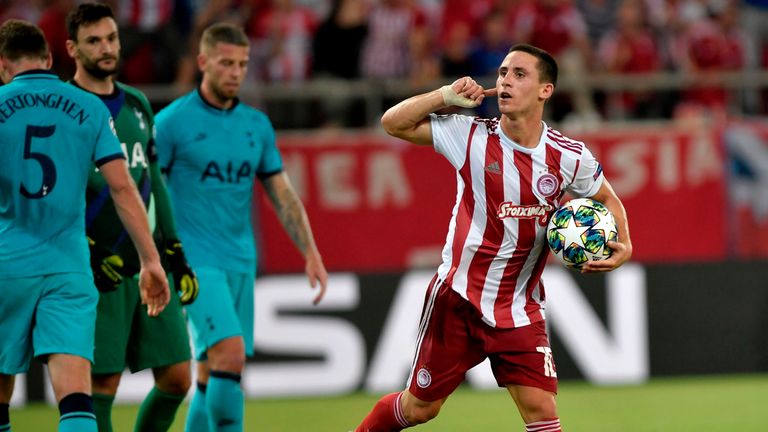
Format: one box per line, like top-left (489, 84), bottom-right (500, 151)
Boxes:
top-left (430, 113), bottom-right (473, 169)
top-left (567, 145), bottom-right (604, 197)
top-left (92, 108), bottom-right (124, 167)
top-left (255, 113), bottom-right (283, 177)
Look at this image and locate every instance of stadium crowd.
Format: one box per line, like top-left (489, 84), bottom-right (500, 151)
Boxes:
top-left (7, 0), bottom-right (768, 126)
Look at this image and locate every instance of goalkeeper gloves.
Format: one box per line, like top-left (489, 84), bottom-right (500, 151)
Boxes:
top-left (165, 239), bottom-right (199, 305)
top-left (87, 236), bottom-right (124, 292)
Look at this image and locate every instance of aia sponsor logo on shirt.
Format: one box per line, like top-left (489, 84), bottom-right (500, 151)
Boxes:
top-left (497, 202), bottom-right (553, 225)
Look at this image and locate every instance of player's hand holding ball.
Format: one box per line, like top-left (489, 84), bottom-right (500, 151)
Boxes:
top-left (164, 238), bottom-right (199, 305)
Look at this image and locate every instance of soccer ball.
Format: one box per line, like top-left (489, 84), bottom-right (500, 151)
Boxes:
top-left (546, 198), bottom-right (618, 269)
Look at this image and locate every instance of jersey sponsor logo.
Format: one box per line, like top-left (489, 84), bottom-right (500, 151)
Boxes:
top-left (497, 202), bottom-right (553, 225)
top-left (416, 368), bottom-right (432, 388)
top-left (536, 173), bottom-right (559, 197)
top-left (201, 161), bottom-right (253, 183)
top-left (120, 141), bottom-right (148, 168)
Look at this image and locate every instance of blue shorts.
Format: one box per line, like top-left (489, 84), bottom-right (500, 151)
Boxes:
top-left (184, 267), bottom-right (254, 360)
top-left (0, 273), bottom-right (98, 374)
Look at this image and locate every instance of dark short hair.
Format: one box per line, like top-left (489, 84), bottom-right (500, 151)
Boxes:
top-left (200, 23), bottom-right (249, 50)
top-left (0, 20), bottom-right (49, 61)
top-left (66, 2), bottom-right (116, 41)
top-left (509, 44), bottom-right (558, 87)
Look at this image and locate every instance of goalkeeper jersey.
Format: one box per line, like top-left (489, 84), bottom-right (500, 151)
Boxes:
top-left (0, 71), bottom-right (123, 278)
top-left (78, 81), bottom-right (156, 272)
top-left (155, 89), bottom-right (283, 273)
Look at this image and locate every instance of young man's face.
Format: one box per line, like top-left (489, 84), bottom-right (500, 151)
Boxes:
top-left (67, 17), bottom-right (120, 79)
top-left (495, 50), bottom-right (553, 116)
top-left (199, 42), bottom-right (249, 102)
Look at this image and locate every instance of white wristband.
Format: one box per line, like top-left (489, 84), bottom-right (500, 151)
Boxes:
top-left (440, 85), bottom-right (481, 108)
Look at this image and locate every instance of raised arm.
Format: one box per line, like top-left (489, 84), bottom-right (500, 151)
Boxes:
top-left (381, 77), bottom-right (495, 146)
top-left (99, 158), bottom-right (170, 316)
top-left (261, 171), bottom-right (328, 305)
top-left (582, 179), bottom-right (633, 273)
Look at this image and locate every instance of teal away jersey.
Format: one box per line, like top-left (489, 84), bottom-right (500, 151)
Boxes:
top-left (155, 90), bottom-right (283, 273)
top-left (0, 71), bottom-right (123, 278)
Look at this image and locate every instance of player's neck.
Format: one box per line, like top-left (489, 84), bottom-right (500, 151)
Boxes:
top-left (72, 71), bottom-right (114, 96)
top-left (199, 83), bottom-right (234, 110)
top-left (500, 115), bottom-right (543, 148)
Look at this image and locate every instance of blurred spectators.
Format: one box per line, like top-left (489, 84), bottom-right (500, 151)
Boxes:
top-left (575, 0), bottom-right (621, 45)
top-left (597, 0), bottom-right (663, 119)
top-left (360, 0), bottom-right (428, 79)
top-left (38, 0), bottom-right (76, 80)
top-left (250, 0), bottom-right (318, 82)
top-left (439, 21), bottom-right (473, 79)
top-left (312, 0), bottom-right (368, 80)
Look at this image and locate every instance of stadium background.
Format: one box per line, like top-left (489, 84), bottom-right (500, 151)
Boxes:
top-left (7, 0), bottom-right (768, 429)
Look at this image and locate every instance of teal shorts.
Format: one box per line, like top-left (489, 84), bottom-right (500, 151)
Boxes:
top-left (93, 275), bottom-right (191, 374)
top-left (184, 267), bottom-right (254, 360)
top-left (0, 273), bottom-right (98, 374)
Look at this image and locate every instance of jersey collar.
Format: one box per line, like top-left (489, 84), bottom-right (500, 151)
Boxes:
top-left (12, 69), bottom-right (58, 81)
top-left (196, 86), bottom-right (240, 112)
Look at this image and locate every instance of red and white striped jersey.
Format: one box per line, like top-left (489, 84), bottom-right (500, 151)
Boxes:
top-left (430, 114), bottom-right (604, 329)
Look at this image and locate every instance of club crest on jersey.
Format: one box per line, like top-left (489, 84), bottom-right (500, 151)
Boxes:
top-left (416, 368), bottom-right (432, 388)
top-left (497, 202), bottom-right (553, 225)
top-left (536, 173), bottom-right (559, 197)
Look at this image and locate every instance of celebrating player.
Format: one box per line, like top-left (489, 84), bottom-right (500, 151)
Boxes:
top-left (154, 23), bottom-right (328, 431)
top-left (65, 3), bottom-right (198, 431)
top-left (0, 20), bottom-right (168, 432)
top-left (354, 44), bottom-right (632, 431)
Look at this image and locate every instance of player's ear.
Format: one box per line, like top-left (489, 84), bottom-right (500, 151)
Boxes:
top-left (65, 39), bottom-right (76, 59)
top-left (44, 52), bottom-right (53, 70)
top-left (196, 52), bottom-right (206, 72)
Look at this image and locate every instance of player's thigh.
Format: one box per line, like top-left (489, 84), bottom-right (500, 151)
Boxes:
top-left (184, 267), bottom-right (244, 360)
top-left (227, 269), bottom-right (255, 356)
top-left (34, 273), bottom-right (99, 363)
top-left (407, 276), bottom-right (485, 402)
top-left (487, 319), bottom-right (558, 394)
top-left (0, 276), bottom-right (45, 374)
top-left (127, 275), bottom-right (191, 373)
top-left (92, 277), bottom-right (139, 375)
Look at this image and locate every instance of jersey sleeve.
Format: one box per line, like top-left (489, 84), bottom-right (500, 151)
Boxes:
top-left (92, 107), bottom-right (124, 167)
top-left (255, 113), bottom-right (283, 178)
top-left (567, 145), bottom-right (605, 197)
top-left (430, 113), bottom-right (472, 169)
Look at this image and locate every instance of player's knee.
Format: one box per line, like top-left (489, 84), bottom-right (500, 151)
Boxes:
top-left (403, 400), bottom-right (441, 425)
top-left (91, 373), bottom-right (121, 395)
top-left (518, 396), bottom-right (557, 422)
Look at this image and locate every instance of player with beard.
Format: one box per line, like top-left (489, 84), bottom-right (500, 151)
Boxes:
top-left (154, 23), bottom-right (328, 432)
top-left (65, 3), bottom-right (198, 431)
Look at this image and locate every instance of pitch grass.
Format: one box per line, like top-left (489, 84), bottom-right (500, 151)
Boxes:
top-left (10, 374), bottom-right (767, 431)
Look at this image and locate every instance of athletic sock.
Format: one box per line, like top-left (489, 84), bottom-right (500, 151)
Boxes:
top-left (355, 391), bottom-right (411, 432)
top-left (0, 402), bottom-right (10, 431)
top-left (185, 382), bottom-right (210, 432)
top-left (525, 418), bottom-right (561, 432)
top-left (134, 386), bottom-right (186, 432)
top-left (58, 392), bottom-right (97, 432)
top-left (206, 370), bottom-right (243, 432)
top-left (92, 393), bottom-right (114, 432)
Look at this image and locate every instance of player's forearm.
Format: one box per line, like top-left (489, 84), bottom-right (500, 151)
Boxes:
top-left (264, 172), bottom-right (320, 257)
top-left (111, 183), bottom-right (162, 265)
top-left (380, 89), bottom-right (444, 139)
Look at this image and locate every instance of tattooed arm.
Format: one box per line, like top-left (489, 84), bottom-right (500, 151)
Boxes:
top-left (261, 172), bottom-right (328, 304)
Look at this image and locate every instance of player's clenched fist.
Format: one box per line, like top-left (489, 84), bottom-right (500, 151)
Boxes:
top-left (440, 77), bottom-right (496, 108)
